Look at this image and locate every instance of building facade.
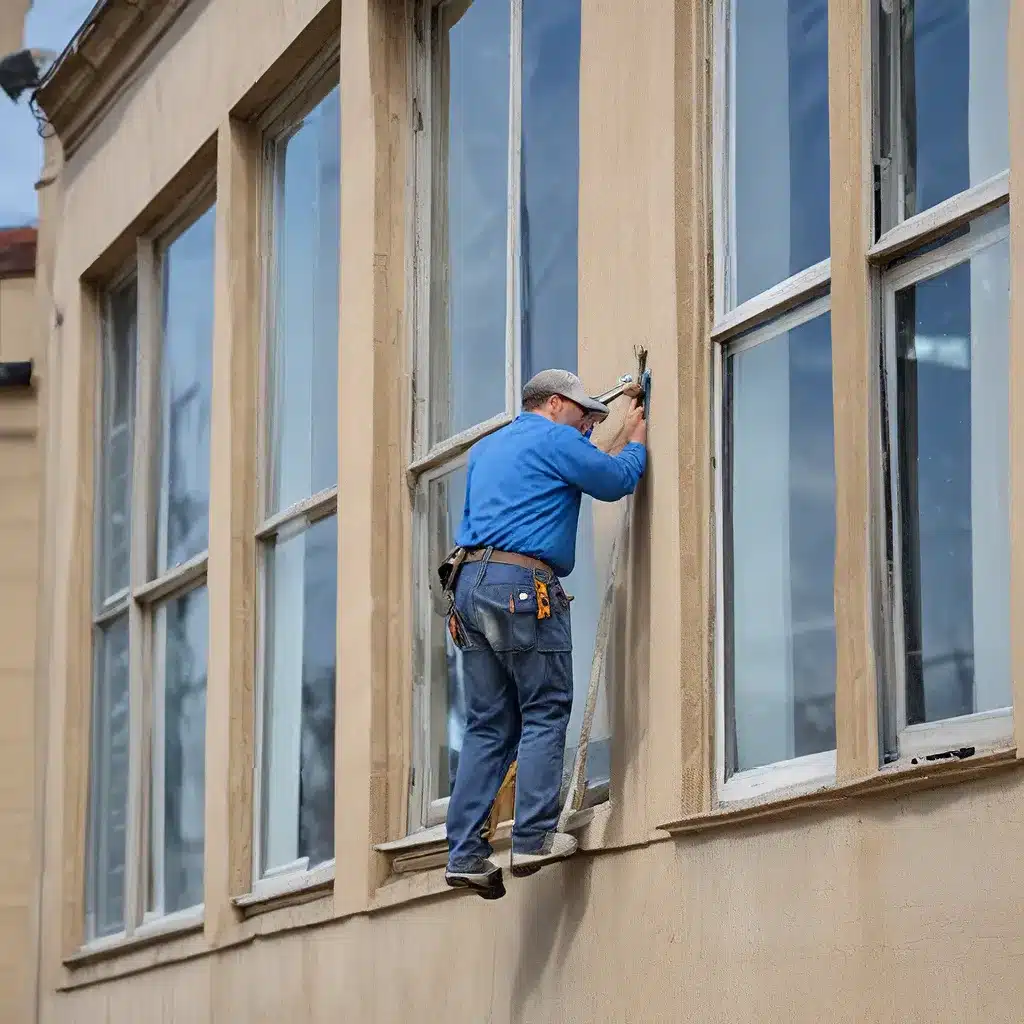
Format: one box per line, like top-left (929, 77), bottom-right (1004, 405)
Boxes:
top-left (0, 225), bottom-right (42, 1024)
top-left (22, 0), bottom-right (1024, 1020)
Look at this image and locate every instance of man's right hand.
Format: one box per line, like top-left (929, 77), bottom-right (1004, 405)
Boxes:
top-left (625, 400), bottom-right (647, 445)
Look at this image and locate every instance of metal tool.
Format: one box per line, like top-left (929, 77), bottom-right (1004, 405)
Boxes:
top-left (593, 347), bottom-right (652, 417)
top-left (593, 374), bottom-right (637, 406)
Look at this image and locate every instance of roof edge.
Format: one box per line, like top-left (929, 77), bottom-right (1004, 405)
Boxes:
top-left (0, 227), bottom-right (37, 279)
top-left (34, 0), bottom-right (191, 160)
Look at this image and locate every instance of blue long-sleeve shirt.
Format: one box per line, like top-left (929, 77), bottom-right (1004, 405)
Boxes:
top-left (455, 412), bottom-right (647, 577)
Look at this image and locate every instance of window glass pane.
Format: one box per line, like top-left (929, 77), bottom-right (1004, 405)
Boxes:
top-left (261, 516), bottom-right (337, 874)
top-left (724, 310), bottom-right (836, 774)
top-left (157, 206), bottom-right (216, 573)
top-left (429, 0), bottom-right (511, 445)
top-left (894, 227), bottom-right (1010, 725)
top-left (898, 0), bottom-right (1009, 220)
top-left (728, 0), bottom-right (830, 307)
top-left (519, 0), bottom-right (580, 380)
top-left (86, 615), bottom-right (130, 939)
top-left (149, 586), bottom-right (208, 916)
top-left (425, 468), bottom-right (607, 803)
top-left (99, 280), bottom-right (137, 601)
top-left (267, 86), bottom-right (340, 516)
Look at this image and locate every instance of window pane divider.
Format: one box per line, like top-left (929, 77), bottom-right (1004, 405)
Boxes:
top-left (255, 486), bottom-right (338, 541)
top-left (92, 600), bottom-right (130, 629)
top-left (1009, 0), bottom-right (1024, 752)
top-left (132, 550), bottom-right (209, 606)
top-left (711, 258), bottom-right (831, 344)
top-left (868, 170), bottom-right (1009, 265)
top-left (406, 411), bottom-right (513, 481)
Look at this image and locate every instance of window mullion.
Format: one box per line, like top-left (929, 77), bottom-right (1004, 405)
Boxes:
top-left (1009, 0), bottom-right (1024, 751)
top-left (124, 236), bottom-right (161, 934)
top-left (506, 0), bottom-right (523, 407)
top-left (828, 0), bottom-right (880, 783)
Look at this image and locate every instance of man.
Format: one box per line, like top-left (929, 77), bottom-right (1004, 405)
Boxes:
top-left (444, 368), bottom-right (647, 900)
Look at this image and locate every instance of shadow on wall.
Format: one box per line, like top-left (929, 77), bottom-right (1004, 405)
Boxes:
top-left (509, 477), bottom-right (652, 1022)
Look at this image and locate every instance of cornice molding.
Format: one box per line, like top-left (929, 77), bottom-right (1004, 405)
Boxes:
top-left (35, 0), bottom-right (191, 160)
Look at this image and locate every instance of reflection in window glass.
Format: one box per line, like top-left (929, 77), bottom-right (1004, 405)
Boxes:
top-left (86, 616), bottom-right (130, 939)
top-left (158, 207), bottom-right (216, 572)
top-left (267, 86), bottom-right (341, 516)
top-left (898, 0), bottom-right (1009, 220)
top-left (430, 0), bottom-right (511, 444)
top-left (100, 281), bottom-right (137, 601)
top-left (729, 0), bottom-right (830, 307)
top-left (261, 516), bottom-right (337, 874)
top-left (149, 586), bottom-right (208, 916)
top-left (520, 0), bottom-right (580, 380)
top-left (894, 230), bottom-right (1010, 725)
top-left (724, 310), bottom-right (836, 774)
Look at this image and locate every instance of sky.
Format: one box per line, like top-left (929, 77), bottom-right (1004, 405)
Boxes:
top-left (0, 1), bottom-right (95, 227)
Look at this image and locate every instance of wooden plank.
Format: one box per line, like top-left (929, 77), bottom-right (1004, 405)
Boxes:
top-left (828, 0), bottom-right (879, 782)
top-left (203, 116), bottom-right (260, 940)
top-left (1009, 0), bottom-right (1024, 753)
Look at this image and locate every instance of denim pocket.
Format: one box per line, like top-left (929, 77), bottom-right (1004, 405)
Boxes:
top-left (473, 583), bottom-right (537, 653)
top-left (536, 594), bottom-right (572, 653)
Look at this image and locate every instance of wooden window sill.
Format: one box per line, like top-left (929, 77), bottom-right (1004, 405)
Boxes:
top-left (659, 745), bottom-right (1021, 835)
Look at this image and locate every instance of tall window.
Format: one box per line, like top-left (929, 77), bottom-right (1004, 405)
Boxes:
top-left (714, 0), bottom-right (837, 800)
top-left (409, 0), bottom-right (607, 831)
top-left (253, 68), bottom-right (340, 889)
top-left (86, 198), bottom-right (215, 941)
top-left (874, 0), bottom-right (1011, 759)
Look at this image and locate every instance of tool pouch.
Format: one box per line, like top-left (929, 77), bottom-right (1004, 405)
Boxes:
top-left (437, 546), bottom-right (470, 648)
top-left (437, 545), bottom-right (466, 592)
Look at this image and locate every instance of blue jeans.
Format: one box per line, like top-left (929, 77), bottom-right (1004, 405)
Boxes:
top-left (446, 555), bottom-right (574, 872)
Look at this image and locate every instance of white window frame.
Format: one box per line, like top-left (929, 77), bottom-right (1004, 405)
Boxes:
top-left (711, 0), bottom-right (837, 803)
top-left (878, 207), bottom-right (1013, 763)
top-left (85, 181), bottom-right (215, 947)
top-left (713, 294), bottom-right (838, 804)
top-left (249, 45), bottom-right (341, 899)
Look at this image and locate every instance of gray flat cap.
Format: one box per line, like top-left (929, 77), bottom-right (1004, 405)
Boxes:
top-left (522, 368), bottom-right (610, 419)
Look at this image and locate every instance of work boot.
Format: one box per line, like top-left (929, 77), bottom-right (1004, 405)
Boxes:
top-left (445, 858), bottom-right (506, 900)
top-left (510, 832), bottom-right (578, 878)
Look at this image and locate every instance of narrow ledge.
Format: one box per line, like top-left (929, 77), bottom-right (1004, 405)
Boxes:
top-left (63, 911), bottom-right (205, 970)
top-left (233, 862), bottom-right (335, 916)
top-left (659, 746), bottom-right (1021, 835)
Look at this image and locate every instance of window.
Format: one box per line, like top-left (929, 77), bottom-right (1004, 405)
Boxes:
top-left (253, 70), bottom-right (340, 888)
top-left (873, 0), bottom-right (1012, 760)
top-left (719, 300), bottom-right (837, 791)
top-left (409, 0), bottom-right (608, 831)
top-left (716, 0), bottom-right (830, 314)
top-left (86, 197), bottom-right (215, 942)
top-left (713, 0), bottom-right (836, 800)
top-left (875, 0), bottom-right (1009, 231)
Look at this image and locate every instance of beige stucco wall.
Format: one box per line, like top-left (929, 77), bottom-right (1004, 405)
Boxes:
top-left (0, 0), bottom-right (30, 55)
top-left (0, 268), bottom-right (41, 1024)
top-left (42, 772), bottom-right (1024, 1022)
top-left (32, 0), bottom-right (1024, 1021)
